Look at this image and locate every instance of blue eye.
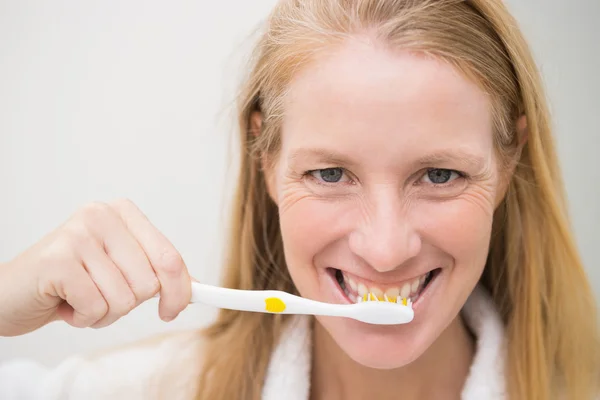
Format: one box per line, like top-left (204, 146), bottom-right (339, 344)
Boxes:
top-left (313, 168), bottom-right (344, 183)
top-left (423, 169), bottom-right (460, 184)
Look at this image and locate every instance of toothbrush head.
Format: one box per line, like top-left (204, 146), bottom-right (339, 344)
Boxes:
top-left (349, 296), bottom-right (414, 325)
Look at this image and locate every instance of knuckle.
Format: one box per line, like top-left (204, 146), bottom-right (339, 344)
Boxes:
top-left (154, 249), bottom-right (184, 276)
top-left (89, 316), bottom-right (115, 329)
top-left (91, 321), bottom-right (113, 330)
top-left (122, 295), bottom-right (137, 313)
top-left (88, 299), bottom-right (109, 321)
top-left (38, 240), bottom-right (71, 267)
top-left (112, 294), bottom-right (137, 315)
top-left (110, 198), bottom-right (136, 211)
top-left (80, 201), bottom-right (110, 216)
top-left (109, 198), bottom-right (145, 221)
top-left (37, 243), bottom-right (79, 279)
top-left (61, 222), bottom-right (95, 249)
top-left (76, 202), bottom-right (112, 225)
top-left (138, 277), bottom-right (161, 298)
top-left (79, 316), bottom-right (98, 328)
top-left (131, 277), bottom-right (160, 300)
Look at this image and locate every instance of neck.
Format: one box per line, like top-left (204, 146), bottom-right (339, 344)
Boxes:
top-left (310, 315), bottom-right (475, 400)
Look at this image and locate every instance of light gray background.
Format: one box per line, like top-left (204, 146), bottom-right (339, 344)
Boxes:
top-left (1, 0), bottom-right (598, 366)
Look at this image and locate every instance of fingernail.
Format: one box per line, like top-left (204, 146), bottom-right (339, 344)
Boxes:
top-left (163, 315), bottom-right (175, 322)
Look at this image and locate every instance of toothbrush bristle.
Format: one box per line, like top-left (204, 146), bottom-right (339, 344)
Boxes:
top-left (360, 292), bottom-right (410, 307)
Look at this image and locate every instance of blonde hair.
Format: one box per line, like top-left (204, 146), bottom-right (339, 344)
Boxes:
top-left (196, 1), bottom-right (600, 399)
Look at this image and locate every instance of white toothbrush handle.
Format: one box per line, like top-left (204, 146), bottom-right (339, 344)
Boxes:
top-left (191, 282), bottom-right (347, 317)
top-left (190, 283), bottom-right (414, 325)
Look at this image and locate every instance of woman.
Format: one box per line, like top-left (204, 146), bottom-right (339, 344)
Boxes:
top-left (1, 0), bottom-right (598, 399)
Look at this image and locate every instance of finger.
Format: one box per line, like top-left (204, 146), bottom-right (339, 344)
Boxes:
top-left (109, 199), bottom-right (192, 321)
top-left (53, 262), bottom-right (108, 328)
top-left (85, 206), bottom-right (161, 305)
top-left (77, 240), bottom-right (137, 328)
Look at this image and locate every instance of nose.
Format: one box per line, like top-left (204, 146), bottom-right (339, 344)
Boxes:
top-left (348, 193), bottom-right (421, 273)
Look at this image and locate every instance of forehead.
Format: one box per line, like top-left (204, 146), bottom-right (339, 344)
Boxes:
top-left (281, 37), bottom-right (494, 160)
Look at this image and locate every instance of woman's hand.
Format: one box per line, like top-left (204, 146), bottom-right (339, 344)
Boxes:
top-left (0, 199), bottom-right (192, 337)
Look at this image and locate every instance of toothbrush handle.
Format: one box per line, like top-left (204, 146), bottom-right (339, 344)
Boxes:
top-left (190, 282), bottom-right (349, 317)
top-left (190, 282), bottom-right (275, 312)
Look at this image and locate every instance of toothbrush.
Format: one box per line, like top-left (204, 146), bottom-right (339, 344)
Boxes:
top-left (186, 282), bottom-right (414, 325)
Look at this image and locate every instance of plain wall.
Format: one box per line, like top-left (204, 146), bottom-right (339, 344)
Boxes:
top-left (1, 0), bottom-right (598, 366)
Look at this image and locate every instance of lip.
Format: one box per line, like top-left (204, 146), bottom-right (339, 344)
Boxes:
top-left (326, 269), bottom-right (356, 305)
top-left (410, 268), bottom-right (441, 311)
top-left (339, 268), bottom-right (436, 293)
top-left (326, 267), bottom-right (442, 313)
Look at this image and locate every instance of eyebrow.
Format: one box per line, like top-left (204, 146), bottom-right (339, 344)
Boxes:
top-left (288, 148), bottom-right (487, 170)
top-left (414, 150), bottom-right (486, 170)
top-left (288, 148), bottom-right (353, 166)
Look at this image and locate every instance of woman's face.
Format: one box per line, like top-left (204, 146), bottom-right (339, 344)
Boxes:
top-left (265, 38), bottom-right (504, 369)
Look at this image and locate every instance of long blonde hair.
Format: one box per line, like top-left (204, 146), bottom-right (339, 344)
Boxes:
top-left (196, 1), bottom-right (600, 399)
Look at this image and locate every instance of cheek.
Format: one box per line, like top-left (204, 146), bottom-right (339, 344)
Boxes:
top-left (279, 199), bottom-right (324, 260)
top-left (278, 192), bottom-right (350, 296)
top-left (417, 188), bottom-right (496, 271)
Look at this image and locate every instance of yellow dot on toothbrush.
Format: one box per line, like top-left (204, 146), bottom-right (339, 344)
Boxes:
top-left (265, 297), bottom-right (286, 313)
top-left (402, 298), bottom-right (407, 306)
top-left (363, 294), bottom-right (368, 301)
top-left (389, 297), bottom-right (397, 303)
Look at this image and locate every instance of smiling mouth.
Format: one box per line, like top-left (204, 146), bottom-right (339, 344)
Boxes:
top-left (330, 268), bottom-right (440, 304)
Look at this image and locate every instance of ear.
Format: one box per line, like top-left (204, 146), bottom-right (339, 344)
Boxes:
top-left (495, 114), bottom-right (528, 208)
top-left (249, 111), bottom-right (262, 137)
top-left (250, 111), bottom-right (279, 204)
top-left (516, 114), bottom-right (528, 148)
top-left (511, 114), bottom-right (528, 170)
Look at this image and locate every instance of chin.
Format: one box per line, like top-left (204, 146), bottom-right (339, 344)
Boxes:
top-left (318, 315), bottom-right (436, 368)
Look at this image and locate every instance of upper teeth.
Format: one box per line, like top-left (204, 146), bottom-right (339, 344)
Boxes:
top-left (343, 271), bottom-right (430, 304)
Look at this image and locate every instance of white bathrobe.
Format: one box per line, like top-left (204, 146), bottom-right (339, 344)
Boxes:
top-left (0, 286), bottom-right (506, 399)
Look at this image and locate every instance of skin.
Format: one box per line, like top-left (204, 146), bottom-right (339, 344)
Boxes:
top-left (0, 199), bottom-right (192, 337)
top-left (259, 36), bottom-right (523, 399)
top-left (0, 32), bottom-right (525, 400)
